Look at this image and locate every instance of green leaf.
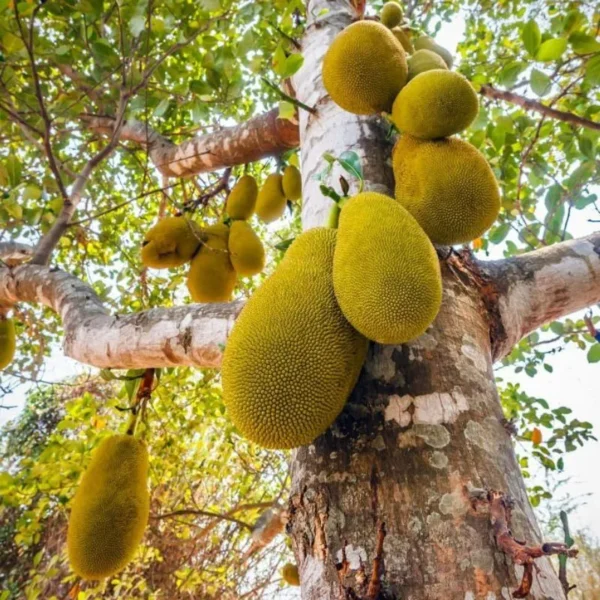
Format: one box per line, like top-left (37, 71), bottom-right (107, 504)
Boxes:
top-left (274, 237), bottom-right (295, 252)
top-left (530, 69), bottom-right (551, 97)
top-left (154, 98), bottom-right (170, 117)
top-left (488, 222), bottom-right (510, 244)
top-left (129, 15), bottom-right (146, 37)
top-left (549, 321), bottom-right (564, 334)
top-left (585, 55), bottom-right (600, 86)
top-left (337, 151), bottom-right (363, 181)
top-left (278, 100), bottom-right (295, 120)
top-left (22, 185), bottom-right (41, 201)
top-left (587, 344), bottom-right (600, 363)
top-left (280, 53), bottom-right (304, 79)
top-left (272, 43), bottom-right (287, 76)
top-left (319, 184), bottom-right (341, 203)
top-left (522, 21), bottom-right (541, 56)
top-left (569, 32), bottom-right (600, 55)
top-left (536, 38), bottom-right (568, 62)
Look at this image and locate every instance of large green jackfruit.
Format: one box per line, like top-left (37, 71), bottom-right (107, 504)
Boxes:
top-left (67, 434), bottom-right (149, 580)
top-left (226, 175), bottom-right (258, 220)
top-left (333, 192), bottom-right (442, 345)
top-left (323, 21), bottom-right (408, 115)
top-left (393, 135), bottom-right (501, 245)
top-left (187, 223), bottom-right (236, 302)
top-left (381, 2), bottom-right (403, 28)
top-left (256, 174), bottom-right (287, 223)
top-left (414, 35), bottom-right (453, 68)
top-left (282, 165), bottom-right (302, 201)
top-left (228, 221), bottom-right (265, 277)
top-left (407, 49), bottom-right (448, 80)
top-left (391, 26), bottom-right (414, 54)
top-left (392, 70), bottom-right (479, 139)
top-left (282, 563), bottom-right (300, 586)
top-left (141, 216), bottom-right (202, 269)
top-left (222, 228), bottom-right (368, 449)
top-left (0, 317), bottom-right (16, 370)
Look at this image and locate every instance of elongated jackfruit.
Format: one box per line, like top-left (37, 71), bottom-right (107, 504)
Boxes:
top-left (381, 2), bottom-right (403, 28)
top-left (323, 21), bottom-right (408, 115)
top-left (392, 70), bottom-right (479, 139)
top-left (391, 27), bottom-right (414, 54)
top-left (282, 563), bottom-right (300, 586)
top-left (393, 135), bottom-right (501, 245)
top-left (333, 192), bottom-right (442, 345)
top-left (282, 165), bottom-right (302, 201)
top-left (226, 175), bottom-right (258, 220)
top-left (141, 216), bottom-right (202, 269)
top-left (0, 317), bottom-right (16, 370)
top-left (228, 220), bottom-right (265, 277)
top-left (222, 228), bottom-right (368, 449)
top-left (256, 174), bottom-right (287, 223)
top-left (414, 35), bottom-right (453, 68)
top-left (187, 223), bottom-right (236, 302)
top-left (67, 434), bottom-right (149, 580)
top-left (407, 49), bottom-right (448, 80)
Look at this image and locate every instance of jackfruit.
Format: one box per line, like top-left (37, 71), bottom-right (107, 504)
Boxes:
top-left (187, 223), bottom-right (236, 302)
top-left (391, 27), bottom-right (414, 54)
top-left (333, 192), bottom-right (442, 345)
top-left (228, 221), bottom-right (265, 277)
top-left (381, 2), bottom-right (403, 28)
top-left (393, 135), bottom-right (501, 245)
top-left (226, 175), bottom-right (258, 220)
top-left (414, 35), bottom-right (453, 68)
top-left (67, 434), bottom-right (149, 580)
top-left (282, 563), bottom-right (300, 586)
top-left (141, 216), bottom-right (202, 269)
top-left (0, 317), bottom-right (16, 370)
top-left (256, 174), bottom-right (286, 223)
top-left (323, 21), bottom-right (408, 115)
top-left (392, 70), bottom-right (479, 139)
top-left (222, 228), bottom-right (368, 449)
top-left (407, 49), bottom-right (448, 80)
top-left (282, 165), bottom-right (302, 201)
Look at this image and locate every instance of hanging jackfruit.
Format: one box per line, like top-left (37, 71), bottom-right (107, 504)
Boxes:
top-left (282, 165), bottom-right (302, 201)
top-left (67, 434), bottom-right (149, 580)
top-left (226, 175), bottom-right (258, 220)
top-left (414, 35), bottom-right (453, 68)
top-left (407, 49), bottom-right (448, 80)
top-left (322, 21), bottom-right (408, 115)
top-left (392, 70), bottom-right (479, 139)
top-left (141, 216), bottom-right (203, 269)
top-left (282, 563), bottom-right (300, 586)
top-left (187, 223), bottom-right (236, 302)
top-left (333, 192), bottom-right (442, 345)
top-left (0, 317), bottom-right (16, 370)
top-left (222, 228), bottom-right (368, 449)
top-left (256, 174), bottom-right (287, 223)
top-left (391, 27), bottom-right (414, 54)
top-left (393, 135), bottom-right (501, 245)
top-left (381, 2), bottom-right (403, 28)
top-left (228, 220), bottom-right (265, 277)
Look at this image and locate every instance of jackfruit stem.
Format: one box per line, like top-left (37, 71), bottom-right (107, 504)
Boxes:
top-left (327, 204), bottom-right (341, 229)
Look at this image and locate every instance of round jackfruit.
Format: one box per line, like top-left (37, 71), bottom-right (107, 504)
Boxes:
top-left (256, 174), bottom-right (287, 223)
top-left (226, 175), bottom-right (258, 220)
top-left (67, 434), bottom-right (149, 580)
top-left (228, 221), bottom-right (265, 277)
top-left (282, 563), bottom-right (300, 586)
top-left (141, 216), bottom-right (203, 269)
top-left (187, 223), bottom-right (236, 302)
top-left (414, 35), bottom-right (453, 68)
top-left (381, 2), bottom-right (403, 28)
top-left (393, 135), bottom-right (501, 245)
top-left (0, 317), bottom-right (16, 370)
top-left (282, 165), bottom-right (302, 201)
top-left (407, 49), bottom-right (448, 80)
top-left (333, 192), bottom-right (442, 345)
top-left (392, 70), bottom-right (479, 139)
top-left (222, 228), bottom-right (368, 449)
top-left (322, 21), bottom-right (408, 115)
top-left (391, 27), bottom-right (414, 54)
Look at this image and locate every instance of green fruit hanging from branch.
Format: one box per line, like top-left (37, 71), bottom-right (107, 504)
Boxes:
top-left (0, 316), bottom-right (16, 370)
top-left (141, 216), bottom-right (203, 269)
top-left (226, 175), bottom-right (258, 221)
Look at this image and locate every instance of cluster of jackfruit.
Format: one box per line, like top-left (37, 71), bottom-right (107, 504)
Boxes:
top-left (0, 316), bottom-right (16, 370)
top-left (255, 165), bottom-right (302, 223)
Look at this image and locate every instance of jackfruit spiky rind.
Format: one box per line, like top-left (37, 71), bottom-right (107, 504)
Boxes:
top-left (282, 563), bottom-right (300, 586)
top-left (0, 318), bottom-right (16, 370)
top-left (255, 174), bottom-right (287, 223)
top-left (381, 2), bottom-right (403, 28)
top-left (414, 35), bottom-right (453, 68)
top-left (407, 49), bottom-right (448, 80)
top-left (282, 166), bottom-right (302, 201)
top-left (333, 192), bottom-right (442, 345)
top-left (226, 175), bottom-right (258, 220)
top-left (67, 435), bottom-right (149, 580)
top-left (322, 21), bottom-right (408, 115)
top-left (222, 228), bottom-right (368, 449)
top-left (187, 223), bottom-right (237, 302)
top-left (228, 221), bottom-right (265, 277)
top-left (391, 27), bottom-right (414, 54)
top-left (141, 216), bottom-right (203, 269)
top-left (393, 135), bottom-right (501, 245)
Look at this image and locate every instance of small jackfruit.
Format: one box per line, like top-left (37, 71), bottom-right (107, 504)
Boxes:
top-left (282, 563), bottom-right (300, 586)
top-left (392, 70), bottom-right (479, 139)
top-left (393, 135), bottom-right (501, 245)
top-left (282, 165), bottom-right (302, 201)
top-left (323, 21), bottom-right (408, 115)
top-left (414, 35), bottom-right (453, 68)
top-left (67, 434), bottom-right (149, 580)
top-left (222, 228), bottom-right (368, 449)
top-left (256, 174), bottom-right (287, 223)
top-left (0, 317), bottom-right (16, 370)
top-left (407, 49), bottom-right (448, 80)
top-left (381, 2), bottom-right (403, 28)
top-left (141, 216), bottom-right (202, 269)
top-left (391, 27), bottom-right (414, 54)
top-left (187, 223), bottom-right (236, 302)
top-left (228, 221), bottom-right (265, 277)
top-left (226, 175), bottom-right (258, 220)
top-left (333, 192), bottom-right (442, 345)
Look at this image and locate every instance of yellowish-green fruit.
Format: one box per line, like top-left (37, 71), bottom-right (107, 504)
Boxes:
top-left (256, 174), bottom-right (287, 223)
top-left (392, 70), bottom-right (479, 139)
top-left (414, 35), bottom-right (453, 68)
top-left (333, 192), bottom-right (442, 345)
top-left (67, 435), bottom-right (149, 580)
top-left (0, 317), bottom-right (16, 370)
top-left (222, 228), bottom-right (368, 449)
top-left (393, 135), bottom-right (501, 245)
top-left (381, 1), bottom-right (403, 27)
top-left (407, 49), bottom-right (448, 80)
top-left (226, 175), bottom-right (258, 220)
top-left (228, 221), bottom-right (265, 277)
top-left (322, 21), bottom-right (408, 115)
top-left (141, 216), bottom-right (202, 269)
top-left (282, 165), bottom-right (302, 201)
top-left (391, 27), bottom-right (414, 54)
top-left (187, 223), bottom-right (236, 302)
top-left (282, 563), bottom-right (300, 586)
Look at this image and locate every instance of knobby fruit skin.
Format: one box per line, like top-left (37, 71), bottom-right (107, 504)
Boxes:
top-left (333, 192), bottom-right (442, 345)
top-left (322, 21), bottom-right (408, 115)
top-left (228, 220), bottom-right (265, 277)
top-left (226, 175), bottom-right (258, 220)
top-left (282, 563), bottom-right (300, 586)
top-left (414, 35), bottom-right (454, 68)
top-left (0, 317), bottom-right (16, 370)
top-left (281, 165), bottom-right (302, 201)
top-left (255, 174), bottom-right (287, 223)
top-left (381, 1), bottom-right (403, 28)
top-left (407, 49), bottom-right (448, 80)
top-left (67, 434), bottom-right (149, 580)
top-left (393, 135), bottom-right (501, 245)
top-left (141, 216), bottom-right (203, 269)
top-left (222, 228), bottom-right (368, 449)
